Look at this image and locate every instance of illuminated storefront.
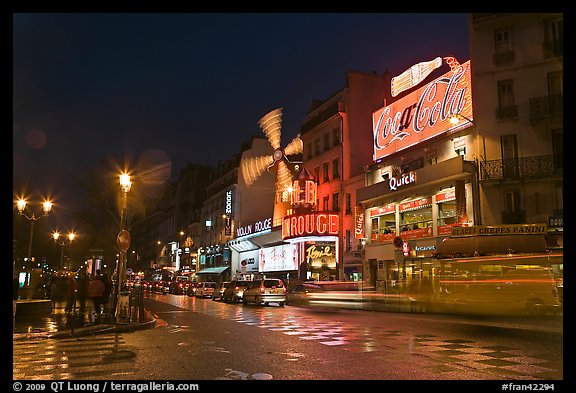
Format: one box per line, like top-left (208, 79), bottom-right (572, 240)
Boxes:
top-left (357, 56), bottom-right (479, 292)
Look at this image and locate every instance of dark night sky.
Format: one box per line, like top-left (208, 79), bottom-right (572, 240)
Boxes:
top-left (13, 13), bottom-right (469, 216)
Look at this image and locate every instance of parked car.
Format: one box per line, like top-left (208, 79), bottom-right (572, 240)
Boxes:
top-left (187, 282), bottom-right (200, 297)
top-left (169, 276), bottom-right (190, 295)
top-left (242, 278), bottom-right (286, 306)
top-left (195, 282), bottom-right (217, 298)
top-left (149, 280), bottom-right (168, 294)
top-left (222, 280), bottom-right (251, 303)
top-left (212, 281), bottom-right (230, 301)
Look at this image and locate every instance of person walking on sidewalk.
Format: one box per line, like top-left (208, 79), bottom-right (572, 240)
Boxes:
top-left (88, 271), bottom-right (106, 318)
top-left (76, 271), bottom-right (90, 321)
top-left (65, 273), bottom-right (76, 313)
top-left (100, 272), bottom-right (113, 318)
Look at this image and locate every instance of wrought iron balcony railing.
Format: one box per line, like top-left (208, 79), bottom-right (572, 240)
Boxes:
top-left (479, 155), bottom-right (562, 181)
top-left (529, 94), bottom-right (563, 125)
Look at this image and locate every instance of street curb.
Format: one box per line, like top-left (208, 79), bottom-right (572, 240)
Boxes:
top-left (46, 309), bottom-right (157, 339)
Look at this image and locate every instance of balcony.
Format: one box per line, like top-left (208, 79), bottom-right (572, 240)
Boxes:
top-left (493, 50), bottom-right (515, 66)
top-left (479, 155), bottom-right (562, 182)
top-left (529, 94), bottom-right (563, 125)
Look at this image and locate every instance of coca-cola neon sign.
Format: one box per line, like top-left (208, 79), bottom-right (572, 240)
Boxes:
top-left (373, 58), bottom-right (473, 161)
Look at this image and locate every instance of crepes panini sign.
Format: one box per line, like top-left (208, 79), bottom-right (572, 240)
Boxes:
top-left (373, 58), bottom-right (473, 161)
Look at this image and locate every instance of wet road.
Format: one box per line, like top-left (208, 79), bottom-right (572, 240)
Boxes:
top-left (13, 292), bottom-right (563, 382)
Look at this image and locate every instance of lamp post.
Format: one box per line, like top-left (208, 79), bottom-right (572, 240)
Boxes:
top-left (115, 172), bottom-right (132, 323)
top-left (15, 197), bottom-right (53, 272)
top-left (52, 230), bottom-right (76, 271)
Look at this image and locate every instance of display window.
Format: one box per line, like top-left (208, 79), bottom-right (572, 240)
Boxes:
top-left (399, 197), bottom-right (433, 239)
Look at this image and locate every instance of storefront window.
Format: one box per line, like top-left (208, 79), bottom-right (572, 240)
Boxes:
top-left (378, 214), bottom-right (395, 234)
top-left (437, 201), bottom-right (458, 226)
top-left (400, 209), bottom-right (432, 230)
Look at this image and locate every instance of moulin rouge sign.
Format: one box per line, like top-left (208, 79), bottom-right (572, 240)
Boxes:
top-left (282, 212), bottom-right (339, 240)
top-left (373, 58), bottom-right (473, 161)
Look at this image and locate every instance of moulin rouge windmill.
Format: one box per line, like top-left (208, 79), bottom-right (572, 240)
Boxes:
top-left (241, 108), bottom-right (303, 226)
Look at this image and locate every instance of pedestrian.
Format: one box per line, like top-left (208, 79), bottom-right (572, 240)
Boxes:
top-left (65, 273), bottom-right (76, 313)
top-left (88, 272), bottom-right (106, 317)
top-left (76, 271), bottom-right (90, 319)
top-left (13, 273), bottom-right (19, 319)
top-left (100, 272), bottom-right (113, 317)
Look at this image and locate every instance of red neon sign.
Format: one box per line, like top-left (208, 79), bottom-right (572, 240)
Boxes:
top-left (373, 59), bottom-right (473, 161)
top-left (282, 212), bottom-right (339, 240)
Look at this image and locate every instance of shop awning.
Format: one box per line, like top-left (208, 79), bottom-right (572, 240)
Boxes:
top-left (227, 239), bottom-right (259, 252)
top-left (196, 266), bottom-right (230, 274)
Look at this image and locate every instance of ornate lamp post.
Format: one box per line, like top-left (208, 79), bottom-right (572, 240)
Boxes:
top-left (52, 230), bottom-right (76, 270)
top-left (115, 172), bottom-right (132, 323)
top-left (15, 197), bottom-right (53, 271)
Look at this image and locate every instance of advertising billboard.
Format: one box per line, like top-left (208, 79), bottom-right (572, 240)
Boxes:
top-left (373, 58), bottom-right (472, 161)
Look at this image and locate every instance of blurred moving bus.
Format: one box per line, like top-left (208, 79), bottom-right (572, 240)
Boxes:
top-left (412, 252), bottom-right (563, 315)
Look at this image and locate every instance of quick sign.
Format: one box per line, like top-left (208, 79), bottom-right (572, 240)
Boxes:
top-left (389, 171), bottom-right (416, 191)
top-left (373, 58), bottom-right (473, 161)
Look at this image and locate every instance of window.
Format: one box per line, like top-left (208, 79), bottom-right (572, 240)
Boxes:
top-left (345, 230), bottom-right (351, 252)
top-left (333, 127), bottom-right (340, 147)
top-left (323, 133), bottom-right (330, 152)
top-left (306, 142), bottom-right (312, 159)
top-left (498, 79), bottom-right (515, 108)
top-left (323, 196), bottom-right (329, 211)
top-left (345, 193), bottom-right (352, 215)
top-left (501, 134), bottom-right (518, 179)
top-left (323, 162), bottom-right (329, 183)
top-left (552, 129), bottom-right (563, 171)
top-left (332, 193), bottom-right (339, 212)
top-left (496, 79), bottom-right (517, 119)
top-left (332, 158), bottom-right (340, 179)
top-left (314, 138), bottom-right (320, 155)
top-left (494, 28), bottom-right (511, 52)
top-left (543, 17), bottom-right (563, 57)
top-left (314, 167), bottom-right (320, 183)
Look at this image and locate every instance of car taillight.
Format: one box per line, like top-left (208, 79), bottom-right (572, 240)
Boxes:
top-left (282, 287), bottom-right (287, 294)
top-left (260, 287), bottom-right (265, 293)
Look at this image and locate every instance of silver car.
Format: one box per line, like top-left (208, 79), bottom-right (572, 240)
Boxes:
top-left (242, 279), bottom-right (286, 306)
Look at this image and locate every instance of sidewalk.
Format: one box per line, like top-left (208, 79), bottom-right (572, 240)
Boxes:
top-left (13, 300), bottom-right (156, 340)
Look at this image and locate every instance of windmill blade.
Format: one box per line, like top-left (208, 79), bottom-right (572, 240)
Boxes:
top-left (258, 108), bottom-right (283, 150)
top-left (242, 155), bottom-right (274, 186)
top-left (275, 160), bottom-right (293, 192)
top-left (284, 135), bottom-right (303, 156)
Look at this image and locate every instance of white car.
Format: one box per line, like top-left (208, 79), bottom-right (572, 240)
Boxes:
top-left (242, 279), bottom-right (286, 306)
top-left (194, 282), bottom-right (218, 298)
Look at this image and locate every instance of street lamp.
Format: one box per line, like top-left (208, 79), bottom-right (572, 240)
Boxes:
top-left (115, 172), bottom-right (132, 323)
top-left (52, 230), bottom-right (76, 270)
top-left (15, 196), bottom-right (53, 271)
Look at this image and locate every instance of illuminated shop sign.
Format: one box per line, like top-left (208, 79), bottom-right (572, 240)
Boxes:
top-left (354, 206), bottom-right (365, 239)
top-left (282, 212), bottom-right (339, 240)
top-left (236, 217), bottom-right (272, 238)
top-left (305, 242), bottom-right (336, 267)
top-left (225, 190), bottom-right (233, 215)
top-left (399, 197), bottom-right (432, 212)
top-left (391, 57), bottom-right (442, 97)
top-left (451, 224), bottom-right (548, 237)
top-left (435, 189), bottom-right (456, 203)
top-left (373, 58), bottom-right (473, 161)
top-left (259, 243), bottom-right (298, 272)
top-left (389, 171), bottom-right (416, 191)
top-left (291, 179), bottom-right (317, 207)
top-left (370, 204), bottom-right (396, 217)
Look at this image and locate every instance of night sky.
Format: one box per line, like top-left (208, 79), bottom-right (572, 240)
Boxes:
top-left (13, 13), bottom-right (469, 216)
